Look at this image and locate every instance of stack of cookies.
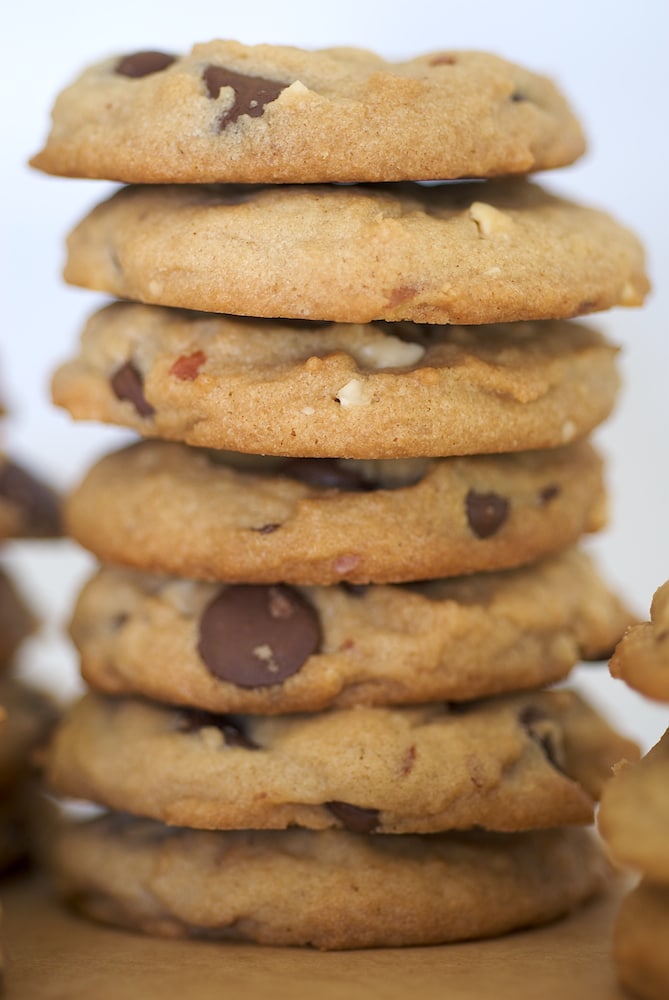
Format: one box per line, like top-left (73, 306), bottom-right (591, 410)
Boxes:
top-left (598, 582), bottom-right (669, 999)
top-left (31, 41), bottom-right (648, 949)
top-left (0, 395), bottom-right (61, 874)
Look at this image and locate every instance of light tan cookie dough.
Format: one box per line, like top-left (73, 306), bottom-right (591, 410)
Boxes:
top-left (72, 549), bottom-right (634, 714)
top-left (30, 42), bottom-right (586, 184)
top-left (0, 454), bottom-right (61, 540)
top-left (49, 813), bottom-right (609, 950)
top-left (614, 881), bottom-right (669, 1000)
top-left (52, 302), bottom-right (620, 459)
top-left (62, 181), bottom-right (648, 325)
top-left (43, 689), bottom-right (637, 835)
top-left (0, 565), bottom-right (36, 667)
top-left (609, 580), bottom-right (669, 703)
top-left (598, 728), bottom-right (669, 885)
top-left (64, 440), bottom-right (607, 586)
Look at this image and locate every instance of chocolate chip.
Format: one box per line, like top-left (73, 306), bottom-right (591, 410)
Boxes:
top-left (465, 490), bottom-right (509, 539)
top-left (326, 801), bottom-right (380, 834)
top-left (0, 460), bottom-right (61, 536)
top-left (197, 585), bottom-right (321, 689)
top-left (203, 65), bottom-right (287, 128)
top-left (539, 483), bottom-right (561, 505)
top-left (510, 91), bottom-right (528, 102)
top-left (279, 459), bottom-right (374, 492)
top-left (110, 361), bottom-right (155, 418)
top-left (177, 709), bottom-right (258, 749)
top-left (519, 705), bottom-right (563, 771)
top-left (115, 51), bottom-right (176, 78)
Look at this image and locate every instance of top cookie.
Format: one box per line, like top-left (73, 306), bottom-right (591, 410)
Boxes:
top-left (30, 42), bottom-right (586, 184)
top-left (609, 580), bottom-right (669, 703)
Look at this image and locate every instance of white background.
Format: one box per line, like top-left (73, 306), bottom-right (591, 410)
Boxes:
top-left (2, 1), bottom-right (668, 749)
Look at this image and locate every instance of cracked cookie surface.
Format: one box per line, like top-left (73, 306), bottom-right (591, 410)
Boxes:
top-left (31, 42), bottom-right (586, 184)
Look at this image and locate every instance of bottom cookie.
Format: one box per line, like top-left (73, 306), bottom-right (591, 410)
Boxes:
top-left (614, 881), bottom-right (669, 1000)
top-left (49, 811), bottom-right (609, 950)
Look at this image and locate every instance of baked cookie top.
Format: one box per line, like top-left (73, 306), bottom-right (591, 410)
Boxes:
top-left (31, 42), bottom-right (586, 184)
top-left (71, 549), bottom-right (633, 714)
top-left (598, 727), bottom-right (669, 884)
top-left (43, 688), bottom-right (637, 834)
top-left (62, 180), bottom-right (649, 326)
top-left (0, 454), bottom-right (62, 540)
top-left (64, 440), bottom-right (607, 585)
top-left (609, 580), bottom-right (669, 702)
top-left (52, 302), bottom-right (620, 459)
top-left (51, 813), bottom-right (608, 950)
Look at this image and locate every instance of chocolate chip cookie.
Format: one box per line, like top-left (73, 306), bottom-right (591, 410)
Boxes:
top-left (0, 454), bottom-right (61, 540)
top-left (52, 301), bottom-right (620, 459)
top-left (609, 580), bottom-right (669, 703)
top-left (49, 812), bottom-right (609, 949)
top-left (614, 881), bottom-right (669, 1000)
top-left (31, 42), bottom-right (586, 184)
top-left (43, 689), bottom-right (637, 834)
top-left (0, 565), bottom-right (36, 667)
top-left (598, 728), bottom-right (669, 886)
top-left (71, 549), bottom-right (633, 714)
top-left (62, 180), bottom-right (648, 325)
top-left (65, 439), bottom-right (607, 586)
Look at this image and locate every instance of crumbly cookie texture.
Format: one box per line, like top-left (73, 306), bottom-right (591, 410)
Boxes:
top-left (49, 813), bottom-right (609, 950)
top-left (52, 301), bottom-right (620, 459)
top-left (614, 881), bottom-right (669, 1000)
top-left (62, 181), bottom-right (648, 326)
top-left (43, 689), bottom-right (637, 835)
top-left (63, 440), bottom-right (607, 585)
top-left (609, 580), bottom-right (669, 703)
top-left (30, 42), bottom-right (586, 184)
top-left (598, 727), bottom-right (669, 885)
top-left (71, 549), bottom-right (634, 714)
top-left (0, 454), bottom-right (61, 540)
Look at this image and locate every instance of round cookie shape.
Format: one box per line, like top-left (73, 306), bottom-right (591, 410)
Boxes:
top-left (30, 41), bottom-right (586, 184)
top-left (609, 580), bottom-right (669, 702)
top-left (0, 454), bottom-right (61, 540)
top-left (62, 180), bottom-right (649, 326)
top-left (51, 813), bottom-right (608, 950)
top-left (598, 727), bottom-right (669, 885)
top-left (52, 302), bottom-right (620, 459)
top-left (44, 689), bottom-right (637, 835)
top-left (64, 440), bottom-right (607, 585)
top-left (71, 549), bottom-right (634, 713)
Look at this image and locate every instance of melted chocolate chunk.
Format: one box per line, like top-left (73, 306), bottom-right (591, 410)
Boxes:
top-left (203, 65), bottom-right (287, 128)
top-left (465, 489), bottom-right (509, 539)
top-left (326, 801), bottom-right (380, 834)
top-left (116, 51), bottom-right (176, 78)
top-left (519, 705), bottom-right (563, 771)
top-left (538, 483), bottom-right (561, 505)
top-left (177, 709), bottom-right (258, 749)
top-left (110, 361), bottom-right (155, 418)
top-left (280, 458), bottom-right (375, 492)
top-left (0, 460), bottom-right (61, 536)
top-left (197, 584), bottom-right (321, 688)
